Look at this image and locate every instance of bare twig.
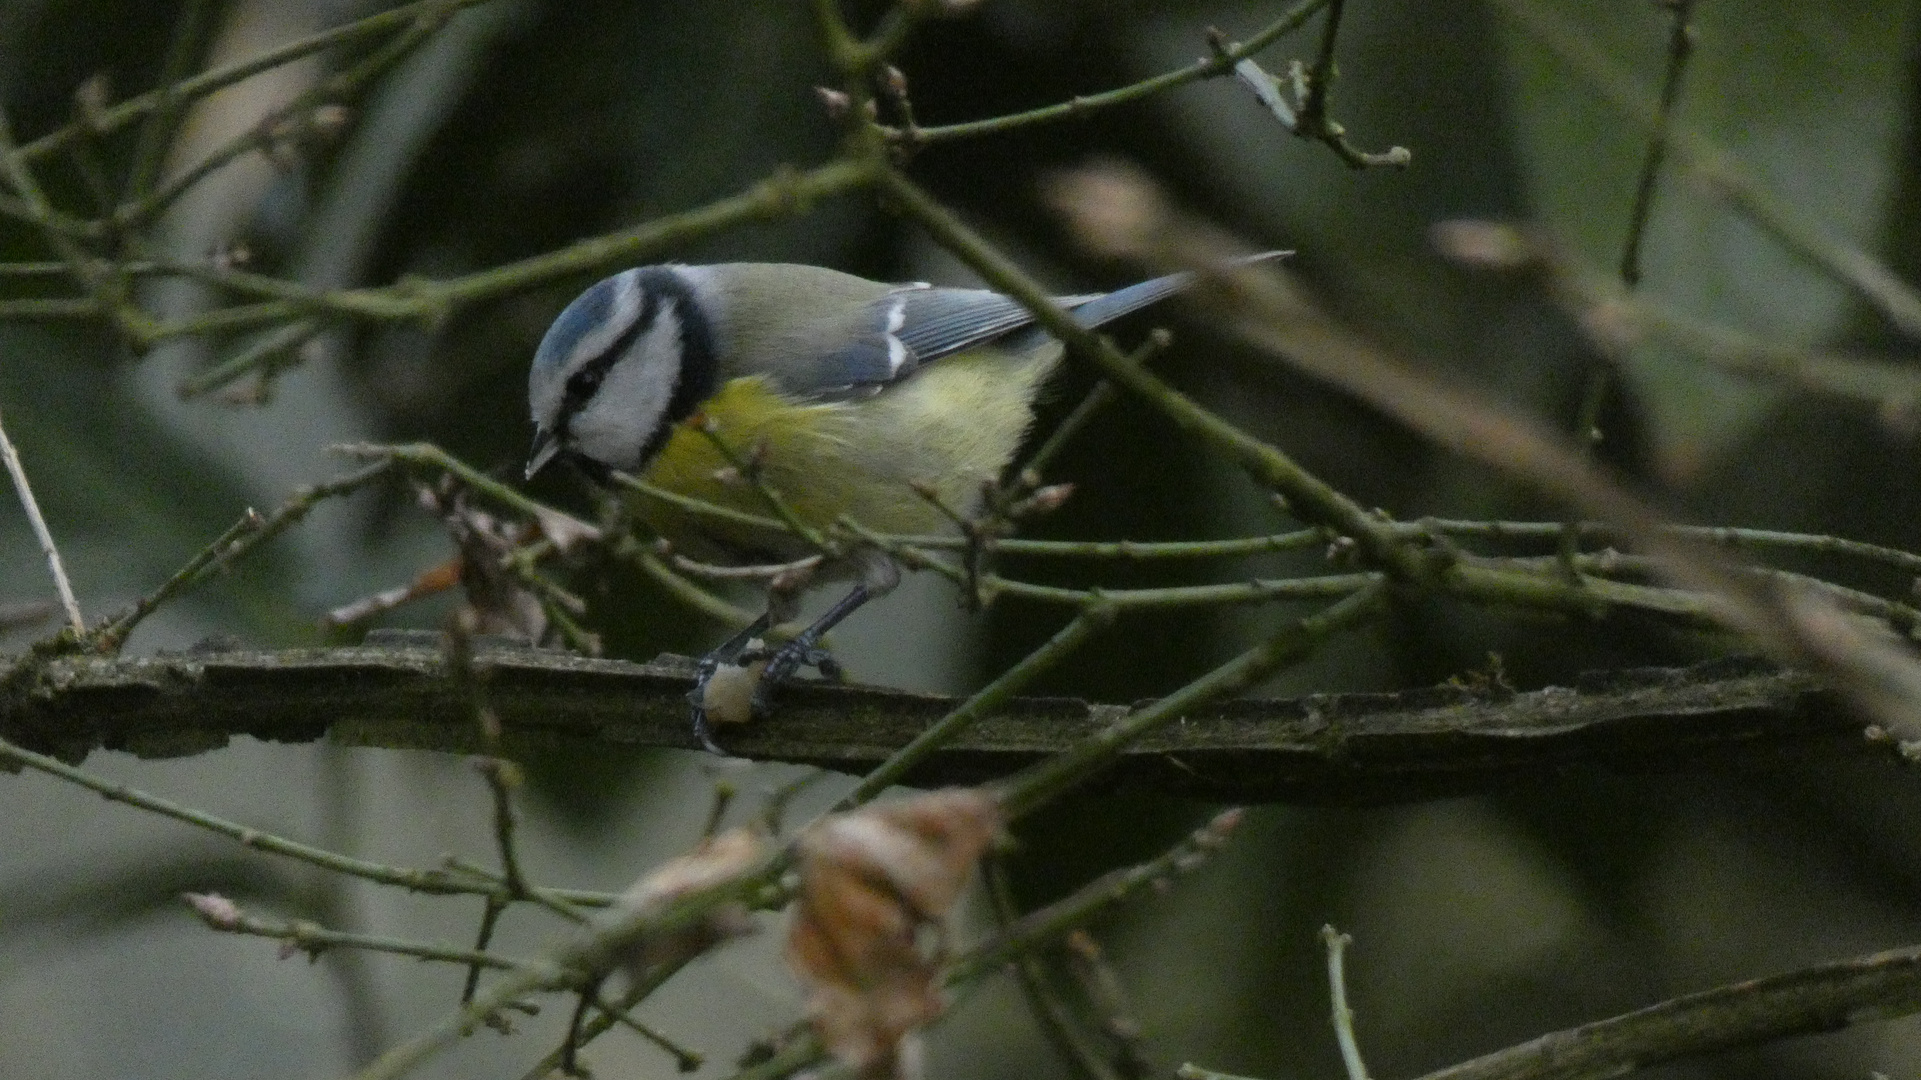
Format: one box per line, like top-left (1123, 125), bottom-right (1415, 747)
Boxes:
top-left (1413, 944), bottom-right (1921, 1080)
top-left (1618, 0), bottom-right (1698, 285)
top-left (1062, 931), bottom-right (1153, 1079)
top-left (91, 461), bottom-right (394, 652)
top-left (0, 733), bottom-right (617, 907)
top-left (1208, 12), bottom-right (1411, 169)
top-left (185, 891), bottom-right (535, 971)
top-left (1046, 164), bottom-right (1921, 745)
top-left (897, 0), bottom-right (1331, 145)
top-left (986, 857), bottom-right (1127, 1080)
top-left (0, 408), bottom-right (83, 635)
top-left (15, 0), bottom-right (501, 170)
top-left (1321, 926), bottom-right (1372, 1080)
top-left (120, 0), bottom-right (218, 206)
top-left (1492, 0), bottom-right (1921, 341)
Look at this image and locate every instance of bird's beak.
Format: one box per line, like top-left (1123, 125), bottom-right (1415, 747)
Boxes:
top-left (525, 428), bottom-right (561, 480)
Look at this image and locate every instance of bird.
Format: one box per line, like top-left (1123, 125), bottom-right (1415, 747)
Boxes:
top-left (525, 258), bottom-right (1268, 752)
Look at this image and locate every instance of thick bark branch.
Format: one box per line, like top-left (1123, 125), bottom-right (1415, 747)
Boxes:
top-left (0, 635), bottom-right (1870, 803)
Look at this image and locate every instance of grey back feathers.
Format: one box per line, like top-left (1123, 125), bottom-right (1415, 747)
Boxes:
top-left (528, 258), bottom-right (1280, 475)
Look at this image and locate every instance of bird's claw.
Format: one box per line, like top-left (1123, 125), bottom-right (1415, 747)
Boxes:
top-left (687, 654), bottom-right (730, 755)
top-left (747, 639), bottom-right (843, 720)
top-left (686, 639), bottom-right (842, 753)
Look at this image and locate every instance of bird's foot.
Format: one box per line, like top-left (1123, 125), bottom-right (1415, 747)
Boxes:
top-left (745, 638), bottom-right (843, 720)
top-left (686, 638), bottom-right (842, 754)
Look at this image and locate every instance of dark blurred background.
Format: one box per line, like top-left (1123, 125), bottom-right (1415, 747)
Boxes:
top-left (3, 2), bottom-right (1921, 1078)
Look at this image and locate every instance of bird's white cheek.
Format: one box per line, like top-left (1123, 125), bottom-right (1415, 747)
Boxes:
top-left (567, 316), bottom-right (685, 470)
top-left (568, 399), bottom-right (649, 471)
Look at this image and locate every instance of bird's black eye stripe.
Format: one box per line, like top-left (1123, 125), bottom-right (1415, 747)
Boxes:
top-left (557, 284), bottom-right (660, 431)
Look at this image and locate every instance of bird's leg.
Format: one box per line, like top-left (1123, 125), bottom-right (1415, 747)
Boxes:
top-left (747, 582), bottom-right (870, 718)
top-left (750, 551), bottom-right (901, 719)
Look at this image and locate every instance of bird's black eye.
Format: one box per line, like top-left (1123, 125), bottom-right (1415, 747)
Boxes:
top-left (566, 366), bottom-right (605, 398)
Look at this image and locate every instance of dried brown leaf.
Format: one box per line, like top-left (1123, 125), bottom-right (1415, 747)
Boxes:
top-left (786, 789), bottom-right (1002, 1078)
top-left (611, 826), bottom-right (767, 974)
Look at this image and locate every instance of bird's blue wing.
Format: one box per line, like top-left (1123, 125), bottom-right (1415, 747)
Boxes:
top-left (894, 272), bottom-right (1210, 363)
top-left (789, 254), bottom-right (1284, 401)
top-left (776, 286), bottom-right (1052, 398)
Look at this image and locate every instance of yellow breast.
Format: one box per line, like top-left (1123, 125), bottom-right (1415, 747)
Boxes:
top-left (632, 347), bottom-right (1058, 564)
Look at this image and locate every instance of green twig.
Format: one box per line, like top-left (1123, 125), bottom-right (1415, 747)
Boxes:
top-left (842, 603), bottom-right (1115, 806)
top-left (694, 419), bottom-right (835, 554)
top-left (587, 988), bottom-right (704, 1073)
top-left (186, 892), bottom-right (536, 972)
top-left (900, 0), bottom-right (1330, 145)
top-left (347, 849), bottom-right (784, 1080)
top-left (1618, 0), bottom-right (1698, 286)
top-left (510, 957), bottom-right (699, 1080)
top-left (953, 807), bottom-right (1246, 984)
top-left (91, 460), bottom-right (395, 652)
top-left (1321, 926), bottom-right (1372, 1080)
top-left (1208, 10), bottom-right (1411, 169)
top-left (117, 3), bottom-right (464, 231)
top-left (17, 0), bottom-right (500, 167)
top-left (1493, 0), bottom-right (1921, 339)
top-left (459, 899), bottom-right (507, 1010)
top-left (628, 543), bottom-right (765, 629)
top-left (0, 408), bottom-right (85, 635)
top-left (0, 734), bottom-right (617, 907)
top-left (985, 856), bottom-right (1126, 1080)
top-left (177, 318), bottom-right (324, 398)
top-left (121, 0), bottom-right (218, 206)
top-left (996, 581), bottom-right (1389, 819)
top-left (0, 104), bottom-right (152, 344)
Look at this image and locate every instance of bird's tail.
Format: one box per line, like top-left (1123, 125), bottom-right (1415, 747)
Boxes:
top-left (1061, 250), bottom-right (1290, 331)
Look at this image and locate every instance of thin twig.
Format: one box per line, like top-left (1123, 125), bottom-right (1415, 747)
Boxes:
top-left (694, 419), bottom-right (835, 553)
top-left (1618, 0), bottom-right (1698, 286)
top-left (459, 899), bottom-right (507, 1010)
top-left (117, 3), bottom-right (466, 232)
top-left (898, 0), bottom-right (1331, 145)
top-left (0, 104), bottom-right (151, 344)
top-left (512, 957), bottom-right (699, 1080)
top-left (1208, 11), bottom-right (1411, 169)
top-left (1492, 0), bottom-right (1921, 340)
top-left (995, 582), bottom-right (1390, 818)
top-left (185, 892), bottom-right (536, 972)
top-left (445, 612), bottom-right (591, 925)
top-left (120, 0), bottom-right (217, 206)
top-left (1411, 943), bottom-right (1921, 1080)
top-left (91, 461), bottom-right (394, 651)
top-left (1321, 926), bottom-right (1372, 1080)
top-left (953, 808), bottom-right (1246, 985)
top-left (0, 734), bottom-right (617, 907)
top-left (0, 408), bottom-right (83, 634)
top-left (345, 850), bottom-right (785, 1080)
top-left (841, 603), bottom-right (1114, 806)
top-left (1062, 930), bottom-right (1153, 1079)
top-left (16, 0), bottom-right (501, 167)
top-left (587, 988), bottom-right (704, 1073)
top-left (985, 857), bottom-right (1126, 1080)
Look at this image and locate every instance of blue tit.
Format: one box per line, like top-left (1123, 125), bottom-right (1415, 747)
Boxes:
top-left (525, 260), bottom-right (1241, 752)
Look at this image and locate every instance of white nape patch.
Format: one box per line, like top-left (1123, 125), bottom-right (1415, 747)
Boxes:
top-left (568, 301), bottom-right (684, 471)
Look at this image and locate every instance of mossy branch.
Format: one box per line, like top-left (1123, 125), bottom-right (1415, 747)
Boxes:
top-left (0, 642), bottom-right (1872, 804)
